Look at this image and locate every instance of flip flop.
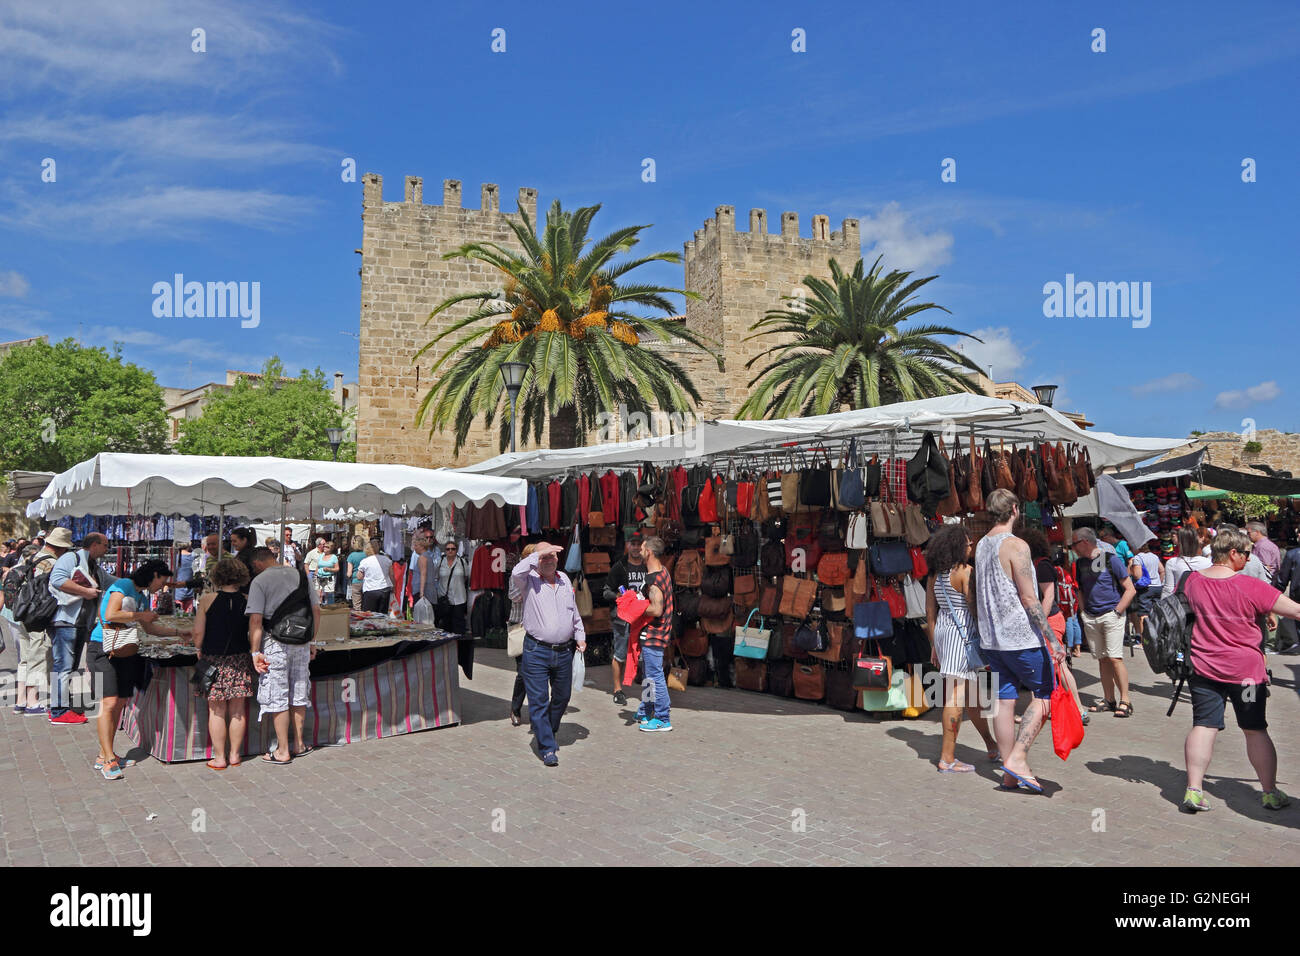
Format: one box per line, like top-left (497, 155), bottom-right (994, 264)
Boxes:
top-left (938, 759), bottom-right (976, 773)
top-left (206, 760), bottom-right (227, 771)
top-left (999, 765), bottom-right (1044, 794)
top-left (291, 746), bottom-right (314, 757)
top-left (262, 753), bottom-right (292, 765)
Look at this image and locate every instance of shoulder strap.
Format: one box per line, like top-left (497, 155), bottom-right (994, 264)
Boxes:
top-left (267, 567), bottom-right (311, 629)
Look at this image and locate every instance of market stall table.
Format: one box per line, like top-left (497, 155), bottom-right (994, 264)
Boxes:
top-left (119, 616), bottom-right (465, 763)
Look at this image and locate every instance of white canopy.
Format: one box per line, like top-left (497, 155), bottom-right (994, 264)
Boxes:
top-left (453, 395), bottom-right (1189, 478)
top-left (26, 453), bottom-right (527, 521)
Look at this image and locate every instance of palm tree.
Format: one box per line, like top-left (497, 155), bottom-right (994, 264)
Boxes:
top-left (737, 256), bottom-right (986, 418)
top-left (416, 200), bottom-right (720, 452)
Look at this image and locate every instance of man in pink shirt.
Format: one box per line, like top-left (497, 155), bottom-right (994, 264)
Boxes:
top-left (1246, 522), bottom-right (1280, 583)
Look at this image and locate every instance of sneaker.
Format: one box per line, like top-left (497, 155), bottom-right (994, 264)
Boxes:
top-left (11, 704), bottom-right (24, 715)
top-left (612, 690), bottom-right (627, 706)
top-left (23, 706), bottom-right (47, 717)
top-left (542, 751), bottom-right (558, 768)
top-left (1180, 788), bottom-right (1211, 813)
top-left (1262, 789), bottom-right (1292, 811)
top-left (49, 711), bottom-right (87, 725)
top-left (98, 761), bottom-right (124, 781)
top-left (639, 718), bottom-right (673, 732)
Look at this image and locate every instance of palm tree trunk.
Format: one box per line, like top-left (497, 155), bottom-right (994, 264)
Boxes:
top-left (548, 403), bottom-right (581, 449)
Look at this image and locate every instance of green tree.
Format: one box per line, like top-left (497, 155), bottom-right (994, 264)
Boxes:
top-left (0, 338), bottom-right (169, 472)
top-left (1221, 493), bottom-right (1278, 523)
top-left (177, 358), bottom-right (354, 460)
top-left (416, 199), bottom-right (720, 452)
top-left (738, 257), bottom-right (986, 418)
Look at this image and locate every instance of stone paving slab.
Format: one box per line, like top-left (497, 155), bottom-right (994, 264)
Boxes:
top-left (2, 638), bottom-right (1299, 866)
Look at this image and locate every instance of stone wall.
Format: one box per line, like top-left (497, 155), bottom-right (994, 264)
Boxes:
top-left (1164, 430), bottom-right (1300, 479)
top-left (357, 173), bottom-right (537, 467)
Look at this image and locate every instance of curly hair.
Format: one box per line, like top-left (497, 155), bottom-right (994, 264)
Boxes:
top-left (1017, 526), bottom-right (1050, 561)
top-left (208, 555), bottom-right (251, 589)
top-left (924, 523), bottom-right (970, 576)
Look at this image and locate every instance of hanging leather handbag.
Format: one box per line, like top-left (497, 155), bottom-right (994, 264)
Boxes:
top-left (685, 654), bottom-right (709, 685)
top-left (564, 525), bottom-right (582, 575)
top-left (822, 586), bottom-right (846, 613)
top-left (791, 619), bottom-right (828, 654)
top-left (1017, 446), bottom-right (1038, 502)
top-left (836, 438), bottom-right (865, 511)
top-left (730, 528), bottom-right (760, 568)
top-left (734, 609), bottom-right (773, 659)
top-left (582, 552), bottom-right (611, 575)
top-left (909, 546), bottom-right (928, 579)
top-left (792, 661), bottom-right (825, 700)
top-left (667, 652), bottom-right (689, 693)
top-left (799, 449), bottom-right (833, 507)
top-left (903, 504), bottom-right (930, 546)
top-left (704, 533), bottom-right (729, 567)
top-left (816, 551), bottom-right (849, 586)
top-left (981, 439), bottom-right (997, 499)
top-left (868, 539), bottom-right (912, 577)
top-left (1042, 441), bottom-right (1063, 505)
top-left (966, 434), bottom-right (985, 512)
top-left (784, 520), bottom-right (822, 574)
top-left (575, 577), bottom-right (594, 616)
top-left (673, 549), bottom-right (703, 587)
top-left (736, 472), bottom-right (755, 518)
top-left (679, 625), bottom-right (709, 657)
top-left (870, 498), bottom-right (903, 537)
top-left (588, 525), bottom-right (617, 547)
top-left (700, 564), bottom-right (732, 598)
top-left (817, 512), bottom-right (842, 553)
top-left (759, 577), bottom-right (782, 616)
top-left (764, 472), bottom-right (783, 515)
top-left (766, 658), bottom-right (795, 695)
top-left (902, 574), bottom-right (927, 619)
top-left (732, 571), bottom-right (759, 610)
top-left (853, 594), bottom-right (893, 641)
top-left (699, 605), bottom-right (734, 635)
top-left (735, 657), bottom-right (767, 692)
top-left (852, 641), bottom-right (893, 691)
top-left (587, 607), bottom-right (611, 632)
top-left (1056, 442), bottom-right (1077, 504)
top-left (674, 588), bottom-right (700, 623)
top-left (719, 532), bottom-right (735, 556)
top-left (760, 540), bottom-right (786, 577)
top-left (810, 619), bottom-right (847, 662)
top-left (995, 438), bottom-right (1016, 491)
top-left (935, 438), bottom-right (962, 516)
top-left (824, 661), bottom-right (859, 711)
top-left (864, 454), bottom-right (882, 499)
top-left (698, 474), bottom-right (719, 523)
top-left (875, 577), bottom-right (908, 619)
top-left (850, 556), bottom-right (869, 601)
top-left (1075, 444), bottom-right (1094, 493)
top-left (781, 469), bottom-right (804, 513)
top-left (845, 512), bottom-right (869, 550)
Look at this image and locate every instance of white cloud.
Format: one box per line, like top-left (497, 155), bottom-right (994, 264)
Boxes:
top-left (1131, 372), bottom-right (1202, 396)
top-left (0, 270), bottom-right (30, 298)
top-left (957, 326), bottom-right (1025, 380)
top-left (1214, 381), bottom-right (1281, 409)
top-left (2, 185), bottom-right (319, 239)
top-left (856, 202), bottom-right (954, 272)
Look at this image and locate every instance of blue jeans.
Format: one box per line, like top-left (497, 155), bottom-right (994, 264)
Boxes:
top-left (1065, 615), bottom-right (1082, 649)
top-left (50, 624), bottom-right (78, 715)
top-left (640, 647), bottom-right (670, 724)
top-left (520, 636), bottom-right (574, 756)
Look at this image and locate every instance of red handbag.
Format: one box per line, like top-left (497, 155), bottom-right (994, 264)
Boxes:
top-left (1051, 664), bottom-right (1085, 760)
top-left (872, 577), bottom-right (907, 619)
top-left (736, 479), bottom-right (755, 519)
top-left (698, 475), bottom-right (719, 523)
top-left (909, 546), bottom-right (928, 579)
top-left (785, 522), bottom-right (823, 575)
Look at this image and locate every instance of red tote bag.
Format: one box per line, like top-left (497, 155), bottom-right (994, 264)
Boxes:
top-left (1051, 664), bottom-right (1085, 760)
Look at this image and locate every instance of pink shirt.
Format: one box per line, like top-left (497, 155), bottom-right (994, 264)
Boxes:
top-left (1183, 571), bottom-right (1278, 685)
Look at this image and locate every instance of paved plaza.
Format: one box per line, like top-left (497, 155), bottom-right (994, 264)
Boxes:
top-left (2, 639), bottom-right (1299, 867)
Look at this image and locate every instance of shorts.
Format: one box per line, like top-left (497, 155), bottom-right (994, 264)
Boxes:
top-left (1081, 608), bottom-right (1126, 659)
top-left (981, 646), bottom-right (1053, 700)
top-left (611, 616), bottom-right (630, 662)
top-left (256, 638), bottom-right (312, 714)
top-left (1131, 586), bottom-right (1156, 616)
top-left (1064, 615), bottom-right (1082, 648)
top-left (1047, 612), bottom-right (1066, 641)
top-left (1190, 674), bottom-right (1268, 731)
top-left (86, 641), bottom-right (146, 700)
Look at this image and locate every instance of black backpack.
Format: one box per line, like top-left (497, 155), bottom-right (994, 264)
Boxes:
top-left (1141, 571), bottom-right (1195, 714)
top-left (12, 553), bottom-right (59, 633)
top-left (700, 564), bottom-right (732, 599)
top-left (266, 567), bottom-right (315, 645)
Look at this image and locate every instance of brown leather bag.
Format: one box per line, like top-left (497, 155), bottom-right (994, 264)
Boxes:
top-left (792, 661), bottom-right (825, 700)
top-left (700, 607), bottom-right (733, 635)
top-left (817, 552), bottom-right (849, 586)
top-left (674, 549), bottom-right (703, 587)
top-left (582, 552), bottom-right (610, 575)
top-left (1073, 444), bottom-right (1094, 493)
top-left (704, 533), bottom-right (729, 567)
top-left (679, 625), bottom-right (708, 657)
top-left (964, 433), bottom-right (985, 512)
top-left (760, 577), bottom-right (782, 616)
top-left (584, 606), bottom-right (611, 632)
top-left (735, 658), bottom-right (767, 692)
top-left (1017, 447), bottom-right (1038, 502)
top-left (753, 474), bottom-right (773, 522)
top-left (1056, 442), bottom-right (1077, 504)
top-left (780, 576), bottom-right (817, 619)
top-left (588, 525), bottom-right (616, 547)
top-left (732, 572), bottom-right (759, 611)
top-left (810, 619), bottom-right (850, 663)
top-left (935, 438), bottom-right (962, 516)
top-left (995, 439), bottom-right (1015, 491)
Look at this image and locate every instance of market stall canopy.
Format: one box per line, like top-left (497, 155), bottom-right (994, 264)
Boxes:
top-left (1111, 448), bottom-right (1207, 486)
top-left (26, 454), bottom-right (527, 520)
top-left (6, 471), bottom-right (56, 501)
top-left (454, 394), bottom-right (1190, 478)
top-left (1197, 463), bottom-right (1300, 498)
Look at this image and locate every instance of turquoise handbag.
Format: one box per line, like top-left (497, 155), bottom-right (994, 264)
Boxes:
top-left (734, 609), bottom-right (771, 660)
top-left (859, 668), bottom-right (909, 712)
top-left (564, 526), bottom-right (581, 575)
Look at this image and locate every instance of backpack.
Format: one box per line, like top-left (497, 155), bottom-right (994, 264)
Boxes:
top-left (1141, 571), bottom-right (1195, 715)
top-left (1054, 565), bottom-right (1079, 617)
top-left (266, 567), bottom-right (315, 645)
top-left (673, 549), bottom-right (703, 588)
top-left (12, 553), bottom-right (59, 633)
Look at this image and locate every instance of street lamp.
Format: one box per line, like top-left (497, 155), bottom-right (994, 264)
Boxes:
top-left (326, 427), bottom-right (343, 461)
top-left (1032, 384), bottom-right (1058, 408)
top-left (499, 362), bottom-right (528, 453)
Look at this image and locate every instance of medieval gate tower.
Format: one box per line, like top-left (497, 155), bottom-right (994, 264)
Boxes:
top-left (356, 173), bottom-right (860, 467)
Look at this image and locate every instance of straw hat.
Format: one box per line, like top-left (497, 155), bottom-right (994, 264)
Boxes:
top-left (45, 527), bottom-right (74, 549)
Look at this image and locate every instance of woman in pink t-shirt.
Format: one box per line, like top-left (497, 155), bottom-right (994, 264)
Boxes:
top-left (1180, 527), bottom-right (1300, 814)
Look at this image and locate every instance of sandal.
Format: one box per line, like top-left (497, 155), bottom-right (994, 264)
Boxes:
top-left (1114, 701), bottom-right (1134, 718)
top-left (206, 760), bottom-right (228, 771)
top-left (938, 759), bottom-right (976, 773)
top-left (1089, 699), bottom-right (1117, 713)
top-left (509, 711), bottom-right (521, 727)
top-left (262, 752), bottom-right (292, 765)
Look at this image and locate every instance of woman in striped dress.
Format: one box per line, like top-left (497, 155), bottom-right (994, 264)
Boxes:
top-left (925, 524), bottom-right (999, 773)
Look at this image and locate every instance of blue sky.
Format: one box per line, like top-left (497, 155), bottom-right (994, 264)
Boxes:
top-left (0, 0), bottom-right (1296, 444)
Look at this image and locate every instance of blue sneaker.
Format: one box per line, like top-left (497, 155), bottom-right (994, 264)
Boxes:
top-left (98, 760), bottom-right (124, 781)
top-left (639, 718), bottom-right (673, 732)
top-left (542, 751), bottom-right (558, 767)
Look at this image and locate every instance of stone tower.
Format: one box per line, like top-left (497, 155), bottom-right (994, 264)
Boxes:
top-left (357, 173), bottom-right (537, 467)
top-left (677, 205), bottom-right (861, 418)
top-left (356, 179), bottom-right (862, 463)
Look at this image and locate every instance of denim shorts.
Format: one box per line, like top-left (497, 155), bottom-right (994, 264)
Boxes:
top-left (610, 616), bottom-right (629, 662)
top-left (1190, 674), bottom-right (1268, 731)
top-left (981, 646), bottom-right (1054, 700)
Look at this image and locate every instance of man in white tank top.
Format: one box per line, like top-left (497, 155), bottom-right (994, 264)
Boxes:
top-left (975, 488), bottom-right (1067, 794)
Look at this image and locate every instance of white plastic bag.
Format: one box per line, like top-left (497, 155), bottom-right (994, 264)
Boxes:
top-left (571, 649), bottom-right (585, 694)
top-left (412, 596), bottom-right (435, 624)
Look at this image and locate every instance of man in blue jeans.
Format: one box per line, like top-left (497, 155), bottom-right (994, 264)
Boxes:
top-left (511, 542), bottom-right (586, 767)
top-left (635, 536), bottom-right (675, 732)
top-left (47, 532), bottom-right (110, 724)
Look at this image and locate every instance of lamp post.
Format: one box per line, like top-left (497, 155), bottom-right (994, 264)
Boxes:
top-left (327, 427), bottom-right (343, 461)
top-left (499, 362), bottom-right (528, 453)
top-left (1031, 384), bottom-right (1058, 408)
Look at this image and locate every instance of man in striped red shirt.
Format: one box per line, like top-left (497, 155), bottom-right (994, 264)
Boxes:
top-left (636, 536), bottom-right (675, 732)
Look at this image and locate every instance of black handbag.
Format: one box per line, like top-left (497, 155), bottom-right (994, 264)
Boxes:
top-left (191, 658), bottom-right (220, 696)
top-left (791, 620), bottom-right (828, 654)
top-left (906, 431), bottom-right (950, 510)
top-left (864, 455), bottom-right (882, 498)
top-left (700, 564), bottom-right (732, 598)
top-left (730, 529), bottom-right (760, 568)
top-left (799, 452), bottom-right (833, 507)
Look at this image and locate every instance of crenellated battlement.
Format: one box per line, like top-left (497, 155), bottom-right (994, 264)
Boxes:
top-left (683, 203), bottom-right (860, 259)
top-left (362, 173), bottom-right (538, 221)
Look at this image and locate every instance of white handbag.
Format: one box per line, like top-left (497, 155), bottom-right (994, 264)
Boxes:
top-left (507, 624), bottom-right (526, 658)
top-left (902, 574), bottom-right (927, 620)
top-left (102, 623), bottom-right (141, 656)
top-left (846, 513), bottom-right (870, 550)
top-left (733, 609), bottom-right (772, 659)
